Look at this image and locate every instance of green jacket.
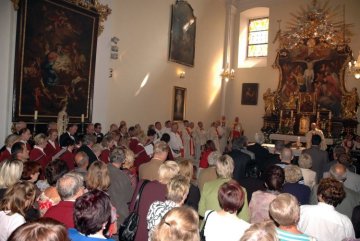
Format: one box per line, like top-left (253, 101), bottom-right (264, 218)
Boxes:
top-left (198, 178), bottom-right (250, 222)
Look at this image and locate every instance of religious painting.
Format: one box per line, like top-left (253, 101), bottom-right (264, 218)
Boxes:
top-left (168, 1), bottom-right (196, 67)
top-left (298, 93), bottom-right (316, 114)
top-left (241, 83), bottom-right (259, 105)
top-left (172, 86), bottom-right (186, 121)
top-left (12, 0), bottom-right (99, 122)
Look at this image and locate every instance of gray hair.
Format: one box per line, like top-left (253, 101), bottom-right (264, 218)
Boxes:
top-left (56, 172), bottom-right (84, 200)
top-left (208, 151), bottom-right (221, 166)
top-left (254, 133), bottom-right (265, 144)
top-left (329, 163), bottom-right (347, 182)
top-left (110, 147), bottom-right (126, 163)
top-left (232, 136), bottom-right (247, 150)
top-left (82, 134), bottom-right (97, 145)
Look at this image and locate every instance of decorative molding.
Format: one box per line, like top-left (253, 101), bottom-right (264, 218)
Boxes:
top-left (11, 0), bottom-right (111, 36)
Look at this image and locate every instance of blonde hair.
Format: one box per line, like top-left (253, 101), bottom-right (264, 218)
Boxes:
top-left (151, 206), bottom-right (199, 241)
top-left (154, 141), bottom-right (168, 154)
top-left (124, 149), bottom-right (135, 165)
top-left (86, 161), bottom-right (110, 191)
top-left (92, 144), bottom-right (103, 155)
top-left (0, 181), bottom-right (36, 216)
top-left (34, 133), bottom-right (47, 146)
top-left (5, 134), bottom-right (19, 147)
top-left (284, 165), bottom-right (303, 183)
top-left (0, 159), bottom-right (23, 188)
top-left (178, 160), bottom-right (193, 181)
top-left (216, 155), bottom-right (234, 178)
top-left (240, 221), bottom-right (278, 241)
top-left (166, 175), bottom-right (190, 203)
top-left (269, 193), bottom-right (300, 226)
top-left (298, 154), bottom-right (312, 169)
top-left (101, 135), bottom-right (114, 148)
top-left (158, 161), bottom-right (179, 184)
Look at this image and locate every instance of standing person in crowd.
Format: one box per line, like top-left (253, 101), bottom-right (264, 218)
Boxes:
top-left (73, 151), bottom-right (89, 178)
top-left (0, 181), bottom-right (36, 241)
top-left (247, 133), bottom-right (270, 167)
top-left (121, 149), bottom-right (138, 188)
top-left (198, 151), bottom-right (221, 191)
top-left (238, 162), bottom-right (264, 203)
top-left (77, 135), bottom-right (97, 166)
top-left (69, 190), bottom-right (115, 241)
top-left (11, 142), bottom-right (30, 162)
top-left (203, 180), bottom-right (250, 241)
top-left (94, 123), bottom-right (104, 143)
top-left (282, 165), bottom-right (310, 205)
top-left (0, 134), bottom-right (18, 162)
top-left (59, 139), bottom-right (76, 171)
top-left (302, 134), bottom-right (329, 183)
top-left (59, 124), bottom-right (78, 147)
top-left (29, 133), bottom-right (52, 174)
top-left (168, 122), bottom-right (183, 159)
top-left (228, 136), bottom-right (252, 182)
top-left (37, 159), bottom-right (68, 216)
top-left (150, 206), bottom-right (200, 241)
top-left (249, 165), bottom-right (284, 223)
top-left (199, 155), bottom-right (250, 222)
top-left (130, 161), bottom-right (179, 241)
top-left (298, 153), bottom-right (317, 188)
top-left (298, 178), bottom-right (355, 241)
top-left (8, 218), bottom-right (70, 241)
top-left (18, 128), bottom-right (32, 151)
top-left (269, 193), bottom-right (315, 240)
top-left (44, 173), bottom-right (85, 228)
top-left (305, 123), bottom-right (327, 150)
top-left (0, 159), bottom-right (23, 199)
top-left (193, 121), bottom-right (208, 162)
top-left (240, 221), bottom-right (279, 241)
top-left (44, 129), bottom-right (61, 158)
top-left (139, 141), bottom-right (168, 181)
top-left (99, 135), bottom-right (115, 164)
top-left (147, 175), bottom-right (190, 236)
top-left (178, 159), bottom-right (200, 211)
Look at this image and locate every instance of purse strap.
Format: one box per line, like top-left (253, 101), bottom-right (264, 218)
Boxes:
top-left (133, 180), bottom-right (150, 213)
top-left (201, 210), bottom-right (214, 234)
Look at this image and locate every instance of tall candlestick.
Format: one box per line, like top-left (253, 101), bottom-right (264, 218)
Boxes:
top-left (329, 111), bottom-right (332, 120)
top-left (34, 110), bottom-right (38, 120)
top-left (81, 114), bottom-right (84, 123)
top-left (280, 110), bottom-right (283, 118)
top-left (316, 111), bottom-right (319, 119)
top-left (291, 110), bottom-right (293, 118)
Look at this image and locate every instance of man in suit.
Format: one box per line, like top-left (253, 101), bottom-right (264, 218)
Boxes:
top-left (94, 123), bottom-right (104, 143)
top-left (228, 136), bottom-right (252, 182)
top-left (247, 132), bottom-right (270, 167)
top-left (76, 134), bottom-right (97, 167)
top-left (139, 141), bottom-right (168, 181)
top-left (44, 172), bottom-right (85, 228)
top-left (263, 140), bottom-right (284, 172)
top-left (59, 124), bottom-right (78, 147)
top-left (302, 134), bottom-right (329, 182)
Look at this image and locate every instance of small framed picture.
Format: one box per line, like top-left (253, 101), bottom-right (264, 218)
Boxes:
top-left (172, 86), bottom-right (186, 121)
top-left (241, 83), bottom-right (259, 105)
top-left (298, 93), bottom-right (316, 114)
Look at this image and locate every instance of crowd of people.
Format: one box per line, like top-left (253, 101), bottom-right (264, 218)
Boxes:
top-left (0, 119), bottom-right (359, 241)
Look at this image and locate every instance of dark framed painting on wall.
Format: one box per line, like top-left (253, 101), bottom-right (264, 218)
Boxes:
top-left (12, 0), bottom-right (99, 123)
top-left (241, 83), bottom-right (259, 105)
top-left (172, 86), bottom-right (186, 121)
top-left (168, 0), bottom-right (196, 67)
top-left (298, 92), bottom-right (316, 114)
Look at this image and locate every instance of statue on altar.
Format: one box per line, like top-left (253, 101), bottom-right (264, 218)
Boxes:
top-left (57, 103), bottom-right (69, 135)
top-left (263, 88), bottom-right (276, 116)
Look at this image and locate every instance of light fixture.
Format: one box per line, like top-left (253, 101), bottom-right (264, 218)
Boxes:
top-left (179, 71), bottom-right (186, 79)
top-left (348, 51), bottom-right (360, 79)
top-left (220, 67), bottom-right (235, 80)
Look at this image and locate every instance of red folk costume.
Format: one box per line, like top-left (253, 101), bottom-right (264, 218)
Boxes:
top-left (44, 140), bottom-right (61, 158)
top-left (99, 148), bottom-right (111, 164)
top-left (60, 150), bottom-right (75, 171)
top-left (0, 148), bottom-right (11, 162)
top-left (29, 146), bottom-right (51, 176)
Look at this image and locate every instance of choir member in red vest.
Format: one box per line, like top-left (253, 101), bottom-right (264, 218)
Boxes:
top-left (99, 135), bottom-right (115, 164)
top-left (11, 142), bottom-right (30, 162)
top-left (44, 129), bottom-right (61, 158)
top-left (59, 139), bottom-right (76, 171)
top-left (0, 134), bottom-right (19, 162)
top-left (29, 133), bottom-right (51, 175)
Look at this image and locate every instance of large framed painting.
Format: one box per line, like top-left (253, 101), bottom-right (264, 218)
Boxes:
top-left (168, 1), bottom-right (196, 67)
top-left (172, 86), bottom-right (186, 121)
top-left (12, 0), bottom-right (99, 123)
top-left (241, 83), bottom-right (259, 105)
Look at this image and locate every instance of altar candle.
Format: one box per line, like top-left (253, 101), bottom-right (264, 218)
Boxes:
top-left (329, 111), bottom-right (332, 120)
top-left (317, 111), bottom-right (319, 119)
top-left (280, 110), bottom-right (283, 119)
top-left (291, 110), bottom-right (293, 118)
top-left (34, 110), bottom-right (38, 120)
top-left (81, 114), bottom-right (84, 123)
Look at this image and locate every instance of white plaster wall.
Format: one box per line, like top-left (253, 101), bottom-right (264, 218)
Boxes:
top-left (226, 0), bottom-right (360, 141)
top-left (0, 0), bottom-right (226, 142)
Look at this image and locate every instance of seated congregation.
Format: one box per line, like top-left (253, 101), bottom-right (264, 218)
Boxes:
top-left (0, 120), bottom-right (359, 241)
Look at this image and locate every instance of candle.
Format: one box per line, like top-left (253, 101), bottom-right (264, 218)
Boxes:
top-left (317, 111), bottom-right (319, 119)
top-left (34, 110), bottom-right (38, 120)
top-left (329, 111), bottom-right (332, 120)
top-left (81, 114), bottom-right (84, 123)
top-left (291, 110), bottom-right (293, 118)
top-left (280, 110), bottom-right (283, 118)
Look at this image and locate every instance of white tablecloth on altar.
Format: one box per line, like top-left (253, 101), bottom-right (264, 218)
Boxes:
top-left (269, 134), bottom-right (334, 145)
top-left (262, 143), bottom-right (305, 156)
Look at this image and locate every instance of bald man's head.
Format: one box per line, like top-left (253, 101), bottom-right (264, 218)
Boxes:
top-left (329, 163), bottom-right (347, 182)
top-left (280, 147), bottom-right (293, 163)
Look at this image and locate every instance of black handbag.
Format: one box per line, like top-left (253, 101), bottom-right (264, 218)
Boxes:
top-left (199, 210), bottom-right (214, 241)
top-left (118, 180), bottom-right (149, 241)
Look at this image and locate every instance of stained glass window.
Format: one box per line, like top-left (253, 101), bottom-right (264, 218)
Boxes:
top-left (247, 18), bottom-right (269, 57)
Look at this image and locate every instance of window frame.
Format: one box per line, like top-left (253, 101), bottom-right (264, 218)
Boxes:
top-left (246, 17), bottom-right (269, 58)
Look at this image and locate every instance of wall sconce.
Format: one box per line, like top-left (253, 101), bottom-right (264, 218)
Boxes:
top-left (220, 67), bottom-right (235, 80)
top-left (110, 36), bottom-right (119, 60)
top-left (179, 71), bottom-right (186, 79)
top-left (348, 51), bottom-right (360, 79)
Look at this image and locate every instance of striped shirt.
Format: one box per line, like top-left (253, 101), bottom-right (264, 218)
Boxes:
top-left (276, 228), bottom-right (317, 241)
